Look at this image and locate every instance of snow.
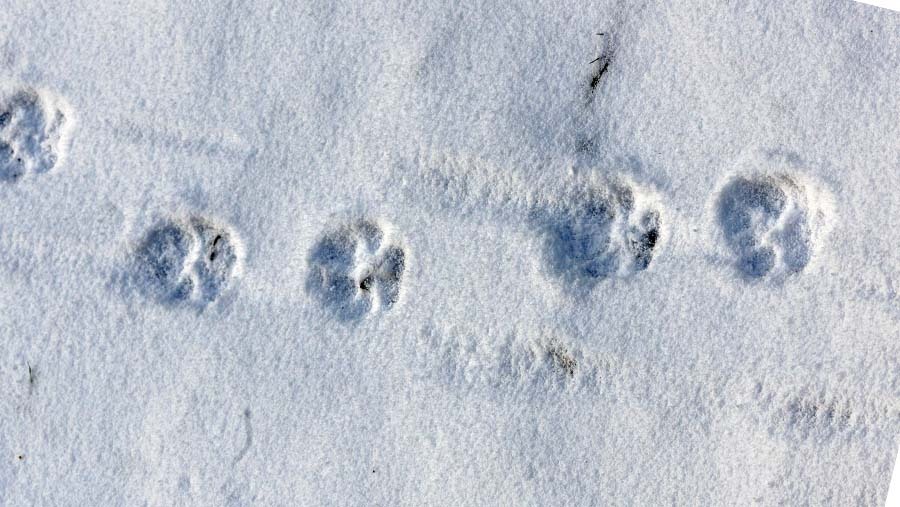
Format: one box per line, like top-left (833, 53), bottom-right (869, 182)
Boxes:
top-left (1, 0), bottom-right (899, 505)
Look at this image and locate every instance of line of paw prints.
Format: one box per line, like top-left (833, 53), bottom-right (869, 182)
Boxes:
top-left (134, 217), bottom-right (243, 306)
top-left (535, 172), bottom-right (833, 287)
top-left (288, 172), bottom-right (827, 317)
top-left (0, 84), bottom-right (834, 297)
top-left (305, 219), bottom-right (407, 321)
top-left (0, 87), bottom-right (74, 182)
top-left (129, 173), bottom-right (830, 314)
top-left (0, 85), bottom-right (830, 300)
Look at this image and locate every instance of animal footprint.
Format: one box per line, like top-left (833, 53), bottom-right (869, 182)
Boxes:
top-left (747, 382), bottom-right (869, 443)
top-left (715, 173), bottom-right (829, 279)
top-left (536, 179), bottom-right (662, 286)
top-left (783, 394), bottom-right (853, 440)
top-left (411, 325), bottom-right (609, 396)
top-left (0, 88), bottom-right (74, 182)
top-left (136, 217), bottom-right (242, 305)
top-left (306, 219), bottom-right (406, 321)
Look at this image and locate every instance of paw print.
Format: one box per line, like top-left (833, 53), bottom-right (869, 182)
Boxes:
top-left (538, 180), bottom-right (662, 286)
top-left (306, 220), bottom-right (406, 321)
top-left (0, 88), bottom-right (74, 182)
top-left (136, 217), bottom-right (241, 305)
top-left (716, 174), bottom-right (825, 280)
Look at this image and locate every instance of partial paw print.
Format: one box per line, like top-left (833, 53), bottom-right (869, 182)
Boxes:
top-left (734, 378), bottom-right (900, 447)
top-left (135, 217), bottom-right (242, 305)
top-left (534, 179), bottom-right (662, 286)
top-left (750, 384), bottom-right (860, 443)
top-left (410, 325), bottom-right (610, 397)
top-left (306, 219), bottom-right (406, 321)
top-left (715, 173), bottom-right (831, 280)
top-left (781, 394), bottom-right (854, 441)
top-left (0, 87), bottom-right (74, 182)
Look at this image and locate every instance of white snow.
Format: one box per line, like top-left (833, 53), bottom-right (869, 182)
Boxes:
top-left (1, 0), bottom-right (899, 505)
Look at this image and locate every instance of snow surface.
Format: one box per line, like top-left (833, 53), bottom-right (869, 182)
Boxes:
top-left (1, 0), bottom-right (899, 505)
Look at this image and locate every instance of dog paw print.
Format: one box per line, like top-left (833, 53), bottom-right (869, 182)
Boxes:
top-left (135, 217), bottom-right (242, 305)
top-left (715, 174), bottom-right (829, 280)
top-left (537, 180), bottom-right (662, 286)
top-left (0, 88), bottom-right (74, 182)
top-left (306, 220), bottom-right (406, 321)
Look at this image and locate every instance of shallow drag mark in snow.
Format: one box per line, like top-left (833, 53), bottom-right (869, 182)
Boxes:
top-left (712, 156), bottom-right (832, 281)
top-left (710, 380), bottom-right (894, 505)
top-left (232, 408), bottom-right (252, 466)
top-left (135, 361), bottom-right (257, 505)
top-left (306, 219), bottom-right (406, 321)
top-left (533, 178), bottom-right (663, 287)
top-left (740, 380), bottom-right (900, 445)
top-left (0, 87), bottom-right (74, 182)
top-left (134, 216), bottom-right (243, 306)
top-left (409, 324), bottom-right (611, 398)
top-left (387, 150), bottom-right (541, 218)
top-left (107, 118), bottom-right (252, 161)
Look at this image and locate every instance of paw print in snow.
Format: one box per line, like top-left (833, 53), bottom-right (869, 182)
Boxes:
top-left (136, 217), bottom-right (242, 305)
top-left (0, 88), bottom-right (74, 182)
top-left (307, 220), bottom-right (406, 321)
top-left (716, 173), bottom-right (829, 280)
top-left (537, 179), bottom-right (662, 286)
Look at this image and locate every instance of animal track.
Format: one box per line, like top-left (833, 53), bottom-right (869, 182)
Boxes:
top-left (135, 217), bottom-right (242, 305)
top-left (760, 387), bottom-right (861, 443)
top-left (0, 88), bottom-right (74, 182)
top-left (740, 380), bottom-right (900, 444)
top-left (306, 219), bottom-right (406, 321)
top-left (716, 173), bottom-right (829, 279)
top-left (782, 395), bottom-right (853, 440)
top-left (410, 325), bottom-right (609, 396)
top-left (535, 179), bottom-right (662, 285)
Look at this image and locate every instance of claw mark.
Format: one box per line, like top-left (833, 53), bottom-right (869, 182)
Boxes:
top-left (233, 408), bottom-right (252, 465)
